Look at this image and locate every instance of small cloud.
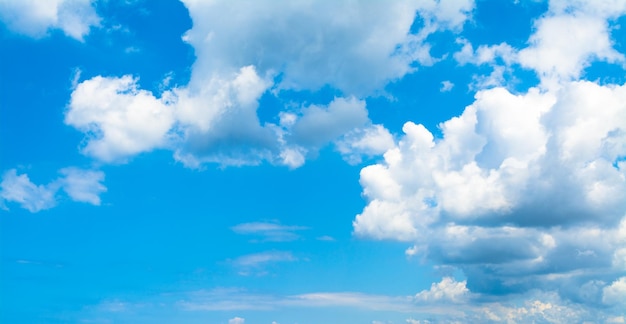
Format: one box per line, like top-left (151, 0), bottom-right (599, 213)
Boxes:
top-left (59, 168), bottom-right (107, 205)
top-left (0, 169), bottom-right (57, 212)
top-left (405, 245), bottom-right (421, 257)
top-left (231, 221), bottom-right (308, 242)
top-left (316, 235), bottom-right (335, 242)
top-left (231, 251), bottom-right (296, 276)
top-left (228, 317), bottom-right (245, 324)
top-left (440, 80), bottom-right (454, 92)
top-left (414, 277), bottom-right (469, 303)
top-left (124, 46), bottom-right (140, 54)
top-left (0, 167), bottom-right (107, 213)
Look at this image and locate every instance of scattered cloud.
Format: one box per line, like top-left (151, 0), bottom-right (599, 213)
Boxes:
top-left (316, 235), bottom-right (335, 242)
top-left (62, 0), bottom-right (476, 169)
top-left (85, 283), bottom-right (624, 323)
top-left (231, 221), bottom-right (307, 242)
top-left (0, 169), bottom-right (57, 212)
top-left (0, 0), bottom-right (100, 41)
top-left (58, 168), bottom-right (106, 205)
top-left (414, 277), bottom-right (469, 303)
top-left (0, 168), bottom-right (106, 212)
top-left (335, 124), bottom-right (395, 165)
top-left (439, 81), bottom-right (454, 92)
top-left (230, 251), bottom-right (296, 276)
top-left (603, 277), bottom-right (626, 306)
top-left (228, 317), bottom-right (245, 324)
top-left (518, 3), bottom-right (626, 87)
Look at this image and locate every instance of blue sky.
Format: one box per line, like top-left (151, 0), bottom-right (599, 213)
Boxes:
top-left (1, 0), bottom-right (626, 323)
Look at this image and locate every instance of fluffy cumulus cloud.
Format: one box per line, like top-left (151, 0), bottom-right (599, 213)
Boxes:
top-left (64, 0), bottom-right (475, 168)
top-left (228, 317), bottom-right (245, 324)
top-left (66, 75), bottom-right (176, 163)
top-left (0, 168), bottom-right (106, 212)
top-left (414, 277), bottom-right (469, 303)
top-left (0, 0), bottom-right (100, 41)
top-left (354, 79), bottom-right (626, 305)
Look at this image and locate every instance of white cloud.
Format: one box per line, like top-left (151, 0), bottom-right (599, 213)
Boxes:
top-left (58, 168), bottom-right (106, 205)
top-left (180, 0), bottom-right (474, 96)
top-left (92, 284), bottom-right (620, 323)
top-left (415, 277), bottom-right (469, 303)
top-left (0, 169), bottom-right (57, 212)
top-left (228, 317), bottom-right (245, 324)
top-left (440, 81), bottom-right (455, 92)
top-left (66, 73), bottom-right (376, 168)
top-left (454, 2), bottom-right (626, 90)
top-left (335, 125), bottom-right (395, 165)
top-left (290, 97), bottom-right (369, 148)
top-left (230, 251), bottom-right (296, 276)
top-left (495, 1), bottom-right (626, 89)
top-left (454, 39), bottom-right (516, 66)
top-left (0, 168), bottom-right (107, 212)
top-left (518, 13), bottom-right (624, 87)
top-left (285, 292), bottom-right (416, 312)
top-left (0, 0), bottom-right (100, 41)
top-left (231, 221), bottom-right (307, 242)
top-left (172, 65), bottom-right (276, 167)
top-left (233, 251), bottom-right (295, 268)
top-left (66, 75), bottom-right (176, 163)
top-left (353, 80), bottom-right (626, 298)
top-left (603, 277), bottom-right (626, 306)
top-left (64, 1), bottom-right (477, 168)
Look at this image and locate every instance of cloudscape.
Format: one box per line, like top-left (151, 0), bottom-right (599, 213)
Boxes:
top-left (1, 0), bottom-right (625, 323)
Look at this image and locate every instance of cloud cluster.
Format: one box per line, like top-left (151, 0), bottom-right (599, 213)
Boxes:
top-left (64, 0), bottom-right (475, 168)
top-left (0, 168), bottom-right (106, 212)
top-left (66, 72), bottom-right (376, 167)
top-left (0, 0), bottom-right (100, 41)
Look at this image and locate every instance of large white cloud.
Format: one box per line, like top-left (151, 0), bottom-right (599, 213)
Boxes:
top-left (180, 0), bottom-right (474, 95)
top-left (353, 80), bottom-right (626, 301)
top-left (0, 0), bottom-right (100, 41)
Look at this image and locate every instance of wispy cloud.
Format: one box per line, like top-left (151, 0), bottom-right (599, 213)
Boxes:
top-left (230, 251), bottom-right (297, 276)
top-left (231, 221), bottom-right (308, 242)
top-left (81, 281), bottom-right (625, 323)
